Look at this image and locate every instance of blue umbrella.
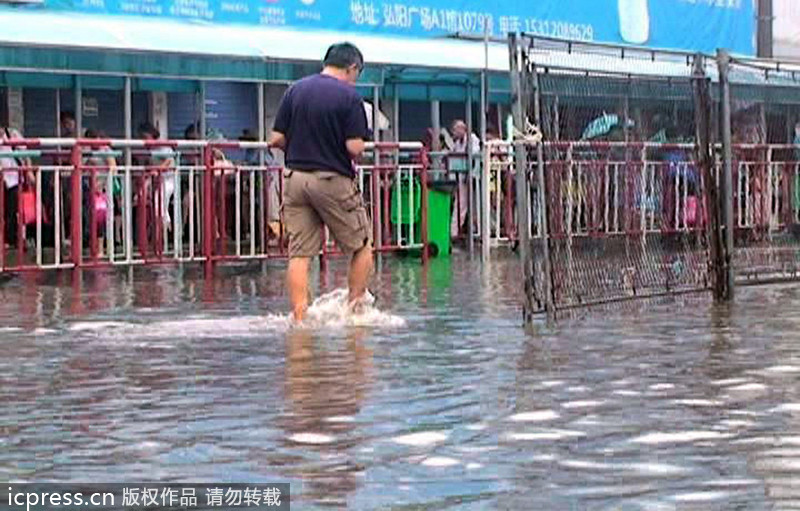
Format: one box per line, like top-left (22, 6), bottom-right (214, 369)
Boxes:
top-left (581, 113), bottom-right (634, 140)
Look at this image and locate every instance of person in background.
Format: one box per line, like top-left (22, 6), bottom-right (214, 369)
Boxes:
top-left (56, 111), bottom-right (77, 247)
top-left (1, 127), bottom-right (36, 250)
top-left (447, 119), bottom-right (480, 239)
top-left (137, 122), bottom-right (176, 236)
top-left (180, 122), bottom-right (202, 244)
top-left (239, 128), bottom-right (264, 167)
top-left (421, 128), bottom-right (434, 151)
top-left (419, 128), bottom-right (435, 169)
top-left (60, 111), bottom-right (77, 138)
top-left (83, 129), bottom-right (121, 254)
top-left (185, 122), bottom-right (201, 141)
top-left (793, 121), bottom-right (800, 150)
top-left (485, 127), bottom-right (508, 237)
top-left (205, 130), bottom-right (236, 245)
top-left (238, 129), bottom-right (280, 243)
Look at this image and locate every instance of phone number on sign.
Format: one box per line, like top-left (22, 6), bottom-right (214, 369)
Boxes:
top-left (524, 18), bottom-right (594, 42)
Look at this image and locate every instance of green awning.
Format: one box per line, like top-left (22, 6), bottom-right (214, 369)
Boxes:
top-left (0, 8), bottom-right (513, 103)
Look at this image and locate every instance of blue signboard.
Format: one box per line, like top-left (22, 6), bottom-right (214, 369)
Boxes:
top-left (47, 0), bottom-right (756, 55)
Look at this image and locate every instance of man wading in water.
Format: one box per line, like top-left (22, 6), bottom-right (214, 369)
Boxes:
top-left (269, 42), bottom-right (372, 322)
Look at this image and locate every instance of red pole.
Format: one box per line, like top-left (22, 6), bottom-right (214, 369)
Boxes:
top-left (137, 173), bottom-right (147, 261)
top-left (16, 167), bottom-right (24, 264)
top-left (371, 166), bottom-right (380, 252)
top-left (0, 168), bottom-right (5, 270)
top-left (203, 146), bottom-right (214, 270)
top-left (89, 167), bottom-right (98, 262)
top-left (70, 144), bottom-right (82, 268)
top-left (154, 171), bottom-right (163, 260)
top-left (420, 148), bottom-right (429, 264)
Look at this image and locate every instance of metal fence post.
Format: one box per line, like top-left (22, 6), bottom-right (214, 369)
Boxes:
top-left (531, 60), bottom-right (555, 322)
top-left (692, 53), bottom-right (726, 302)
top-left (124, 76), bottom-right (133, 264)
top-left (717, 49), bottom-right (736, 301)
top-left (480, 49), bottom-right (490, 260)
top-left (203, 144), bottom-right (214, 272)
top-left (509, 33), bottom-right (535, 325)
top-left (373, 86), bottom-right (385, 251)
top-left (466, 83), bottom-right (475, 255)
top-left (70, 143), bottom-right (83, 268)
top-left (481, 141), bottom-right (491, 261)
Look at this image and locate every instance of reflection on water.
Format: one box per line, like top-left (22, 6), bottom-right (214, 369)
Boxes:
top-left (2, 253), bottom-right (800, 508)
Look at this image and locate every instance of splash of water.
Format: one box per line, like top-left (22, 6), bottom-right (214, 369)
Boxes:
top-left (68, 288), bottom-right (405, 340)
top-left (298, 289), bottom-right (406, 329)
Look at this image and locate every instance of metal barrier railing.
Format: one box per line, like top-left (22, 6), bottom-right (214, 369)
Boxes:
top-left (0, 139), bottom-right (427, 272)
top-left (482, 142), bottom-right (517, 246)
top-left (731, 145), bottom-right (799, 233)
top-left (475, 140), bottom-right (800, 250)
top-left (16, 137), bottom-right (798, 272)
top-left (479, 141), bottom-right (715, 247)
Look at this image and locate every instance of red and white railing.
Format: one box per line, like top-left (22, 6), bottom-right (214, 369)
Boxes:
top-left (474, 140), bottom-right (800, 248)
top-left (0, 139), bottom-right (428, 272)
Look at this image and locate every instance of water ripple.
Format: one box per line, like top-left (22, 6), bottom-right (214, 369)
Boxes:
top-left (0, 257), bottom-right (799, 508)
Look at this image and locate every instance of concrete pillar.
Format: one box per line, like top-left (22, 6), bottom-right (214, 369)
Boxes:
top-left (149, 91), bottom-right (168, 139)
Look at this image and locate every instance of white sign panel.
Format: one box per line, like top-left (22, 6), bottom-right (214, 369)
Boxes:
top-left (774, 0), bottom-right (800, 59)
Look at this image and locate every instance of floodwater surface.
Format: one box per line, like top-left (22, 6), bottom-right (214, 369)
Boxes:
top-left (1, 252), bottom-right (800, 509)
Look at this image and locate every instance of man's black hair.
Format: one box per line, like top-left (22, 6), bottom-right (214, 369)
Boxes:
top-left (184, 121), bottom-right (201, 139)
top-left (239, 128), bottom-right (257, 142)
top-left (138, 121), bottom-right (160, 139)
top-left (60, 111), bottom-right (75, 122)
top-left (323, 42), bottom-right (364, 71)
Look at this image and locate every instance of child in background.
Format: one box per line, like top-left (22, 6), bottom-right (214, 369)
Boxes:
top-left (83, 129), bottom-right (121, 256)
top-left (1, 127), bottom-right (36, 250)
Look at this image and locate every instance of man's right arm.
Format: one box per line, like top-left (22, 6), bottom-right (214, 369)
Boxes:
top-left (270, 88), bottom-right (292, 150)
top-left (346, 138), bottom-right (365, 158)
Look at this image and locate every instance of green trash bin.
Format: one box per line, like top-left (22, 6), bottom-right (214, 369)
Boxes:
top-left (795, 172), bottom-right (800, 214)
top-left (391, 176), bottom-right (421, 226)
top-left (390, 178), bottom-right (454, 257)
top-left (426, 181), bottom-right (454, 256)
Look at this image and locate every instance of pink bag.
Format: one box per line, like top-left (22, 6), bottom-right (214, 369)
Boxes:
top-left (686, 196), bottom-right (699, 227)
top-left (20, 188), bottom-right (36, 226)
top-left (93, 191), bottom-right (108, 226)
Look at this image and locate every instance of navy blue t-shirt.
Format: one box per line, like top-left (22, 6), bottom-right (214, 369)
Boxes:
top-left (273, 74), bottom-right (368, 179)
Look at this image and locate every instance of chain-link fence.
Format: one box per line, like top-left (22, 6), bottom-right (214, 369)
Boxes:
top-left (511, 36), bottom-right (747, 322)
top-left (724, 56), bottom-right (800, 287)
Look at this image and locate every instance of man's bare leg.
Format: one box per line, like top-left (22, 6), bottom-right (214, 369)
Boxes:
top-left (348, 244), bottom-right (374, 306)
top-left (287, 257), bottom-right (311, 322)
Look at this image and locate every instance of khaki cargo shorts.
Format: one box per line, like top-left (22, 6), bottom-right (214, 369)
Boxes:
top-left (283, 169), bottom-right (373, 258)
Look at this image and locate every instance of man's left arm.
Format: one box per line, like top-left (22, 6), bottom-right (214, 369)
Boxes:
top-left (345, 96), bottom-right (369, 159)
top-left (268, 131), bottom-right (287, 150)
